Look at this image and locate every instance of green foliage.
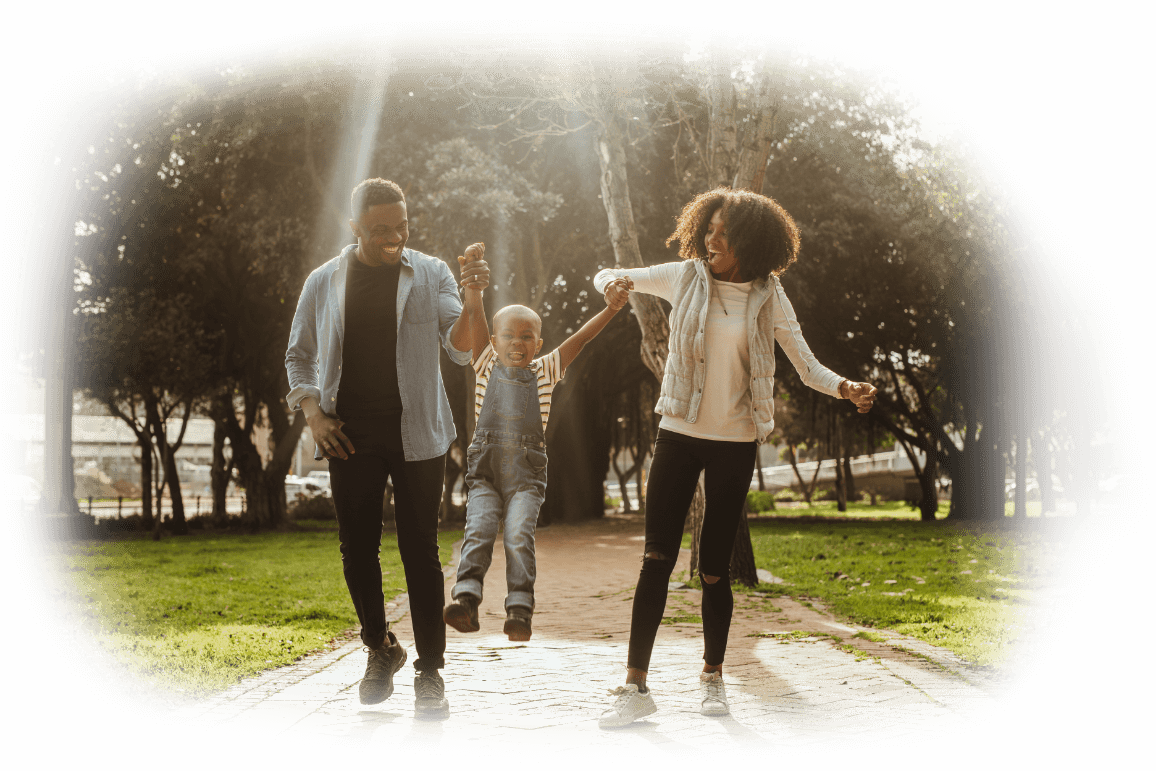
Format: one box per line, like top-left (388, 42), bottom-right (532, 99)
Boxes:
top-left (746, 490), bottom-right (776, 513)
top-left (774, 488), bottom-right (803, 502)
top-left (58, 529), bottom-right (460, 695)
top-left (288, 494), bottom-right (336, 521)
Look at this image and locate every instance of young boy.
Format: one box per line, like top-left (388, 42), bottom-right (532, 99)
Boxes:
top-left (444, 246), bottom-right (631, 641)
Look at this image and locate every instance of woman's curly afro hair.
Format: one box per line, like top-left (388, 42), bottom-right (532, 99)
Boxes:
top-left (665, 187), bottom-right (801, 280)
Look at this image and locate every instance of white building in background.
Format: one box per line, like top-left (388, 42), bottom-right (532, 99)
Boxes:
top-left (18, 411), bottom-right (218, 496)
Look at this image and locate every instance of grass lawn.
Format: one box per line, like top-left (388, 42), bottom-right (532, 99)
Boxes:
top-left (684, 502), bottom-right (1057, 668)
top-left (753, 499), bottom-right (950, 520)
top-left (755, 499), bottom-right (1053, 520)
top-left (57, 523), bottom-right (460, 696)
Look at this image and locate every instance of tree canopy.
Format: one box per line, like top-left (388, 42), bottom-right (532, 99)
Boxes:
top-left (64, 45), bottom-right (1082, 529)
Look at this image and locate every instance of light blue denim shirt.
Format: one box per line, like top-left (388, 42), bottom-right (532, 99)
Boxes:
top-left (285, 244), bottom-right (471, 462)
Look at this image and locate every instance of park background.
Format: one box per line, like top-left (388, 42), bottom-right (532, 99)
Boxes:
top-left (4, 3), bottom-right (1151, 767)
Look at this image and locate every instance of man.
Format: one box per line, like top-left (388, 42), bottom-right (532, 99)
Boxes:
top-left (285, 178), bottom-right (488, 718)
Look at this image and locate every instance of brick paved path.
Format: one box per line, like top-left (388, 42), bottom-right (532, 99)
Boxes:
top-left (176, 513), bottom-right (1003, 755)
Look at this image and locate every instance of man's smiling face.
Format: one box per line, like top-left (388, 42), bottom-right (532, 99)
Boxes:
top-left (352, 201), bottom-right (408, 266)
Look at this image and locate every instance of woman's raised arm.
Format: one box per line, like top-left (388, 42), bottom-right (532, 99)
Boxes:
top-left (593, 263), bottom-right (682, 304)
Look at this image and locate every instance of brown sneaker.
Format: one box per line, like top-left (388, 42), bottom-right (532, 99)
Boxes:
top-left (443, 595), bottom-right (480, 633)
top-left (414, 669), bottom-right (450, 720)
top-left (503, 608), bottom-right (532, 642)
top-left (358, 631), bottom-right (407, 705)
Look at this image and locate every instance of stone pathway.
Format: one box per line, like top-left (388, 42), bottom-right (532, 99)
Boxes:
top-left (175, 513), bottom-right (1004, 755)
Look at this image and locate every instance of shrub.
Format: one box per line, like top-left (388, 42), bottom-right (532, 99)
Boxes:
top-left (289, 493), bottom-right (336, 521)
top-left (605, 496), bottom-right (622, 509)
top-left (774, 488), bottom-right (802, 502)
top-left (746, 490), bottom-right (776, 513)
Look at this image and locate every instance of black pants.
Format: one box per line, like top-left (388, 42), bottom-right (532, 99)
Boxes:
top-left (328, 420), bottom-right (447, 671)
top-left (627, 428), bottom-right (757, 671)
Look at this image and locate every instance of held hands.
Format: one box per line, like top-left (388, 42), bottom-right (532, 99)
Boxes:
top-left (604, 276), bottom-right (633, 311)
top-left (457, 243), bottom-right (489, 300)
top-left (840, 380), bottom-right (878, 413)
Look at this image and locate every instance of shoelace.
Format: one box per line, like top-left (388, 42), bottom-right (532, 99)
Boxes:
top-left (415, 673), bottom-right (443, 699)
top-left (607, 685), bottom-right (641, 711)
top-left (364, 647), bottom-right (391, 677)
top-left (702, 677), bottom-right (726, 705)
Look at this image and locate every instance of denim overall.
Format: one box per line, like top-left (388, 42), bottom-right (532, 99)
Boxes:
top-left (452, 362), bottom-right (548, 612)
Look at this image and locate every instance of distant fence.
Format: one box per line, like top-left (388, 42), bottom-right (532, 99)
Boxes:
top-left (75, 495), bottom-right (247, 520)
top-left (606, 449), bottom-right (921, 506)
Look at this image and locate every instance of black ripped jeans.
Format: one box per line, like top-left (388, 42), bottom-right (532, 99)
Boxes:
top-left (627, 428), bottom-right (757, 671)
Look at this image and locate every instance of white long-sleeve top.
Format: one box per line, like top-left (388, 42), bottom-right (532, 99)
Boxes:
top-left (595, 262), bottom-right (845, 443)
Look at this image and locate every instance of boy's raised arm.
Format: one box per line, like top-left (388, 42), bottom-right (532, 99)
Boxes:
top-left (556, 278), bottom-right (630, 371)
top-left (458, 243), bottom-right (490, 364)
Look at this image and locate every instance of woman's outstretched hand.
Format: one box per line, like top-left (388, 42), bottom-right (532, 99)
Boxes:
top-left (841, 380), bottom-right (878, 413)
top-left (605, 276), bottom-right (634, 310)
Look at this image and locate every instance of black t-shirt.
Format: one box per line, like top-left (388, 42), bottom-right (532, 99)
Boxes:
top-left (336, 256), bottom-right (403, 448)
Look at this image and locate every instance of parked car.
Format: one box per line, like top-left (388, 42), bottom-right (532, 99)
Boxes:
top-left (285, 475), bottom-right (331, 504)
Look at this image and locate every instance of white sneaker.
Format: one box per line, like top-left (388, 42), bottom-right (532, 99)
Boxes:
top-left (598, 684), bottom-right (658, 728)
top-left (699, 671), bottom-right (729, 716)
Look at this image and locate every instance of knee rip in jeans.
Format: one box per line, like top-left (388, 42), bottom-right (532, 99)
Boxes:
top-left (642, 551), bottom-right (673, 565)
top-left (699, 572), bottom-right (728, 585)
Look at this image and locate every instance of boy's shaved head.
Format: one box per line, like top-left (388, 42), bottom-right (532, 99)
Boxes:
top-left (493, 304), bottom-right (542, 335)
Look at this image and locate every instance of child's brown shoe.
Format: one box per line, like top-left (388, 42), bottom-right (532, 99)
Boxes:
top-left (443, 595), bottom-right (480, 633)
top-left (503, 608), bottom-right (532, 641)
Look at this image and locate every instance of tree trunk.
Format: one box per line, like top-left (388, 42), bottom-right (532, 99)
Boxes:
top-left (730, 47), bottom-right (786, 194)
top-left (918, 448), bottom-right (939, 522)
top-left (42, 253), bottom-right (84, 532)
top-left (145, 395), bottom-right (190, 535)
top-left (843, 444), bottom-right (857, 503)
top-left (162, 449), bottom-right (188, 534)
top-left (687, 481), bottom-right (707, 577)
top-left (1039, 431), bottom-right (1056, 515)
top-left (785, 444), bottom-right (810, 503)
top-left (151, 443), bottom-right (166, 541)
top-left (728, 503), bottom-right (758, 586)
top-left (707, 62), bottom-right (738, 187)
top-left (949, 418), bottom-right (1005, 521)
top-left (210, 417), bottom-right (233, 526)
top-left (224, 403), bottom-right (306, 530)
top-left (441, 444), bottom-right (461, 523)
top-left (834, 413), bottom-right (847, 512)
top-left (138, 430), bottom-right (154, 528)
top-left (1013, 431), bottom-right (1027, 520)
top-left (539, 348), bottom-right (615, 523)
top-left (383, 478), bottom-right (395, 526)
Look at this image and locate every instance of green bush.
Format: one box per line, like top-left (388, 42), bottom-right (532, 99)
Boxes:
top-left (746, 490), bottom-right (776, 513)
top-left (774, 488), bottom-right (802, 502)
top-left (604, 496), bottom-right (622, 509)
top-left (289, 493), bottom-right (336, 520)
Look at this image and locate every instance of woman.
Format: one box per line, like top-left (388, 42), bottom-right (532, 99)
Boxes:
top-left (594, 187), bottom-right (877, 728)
